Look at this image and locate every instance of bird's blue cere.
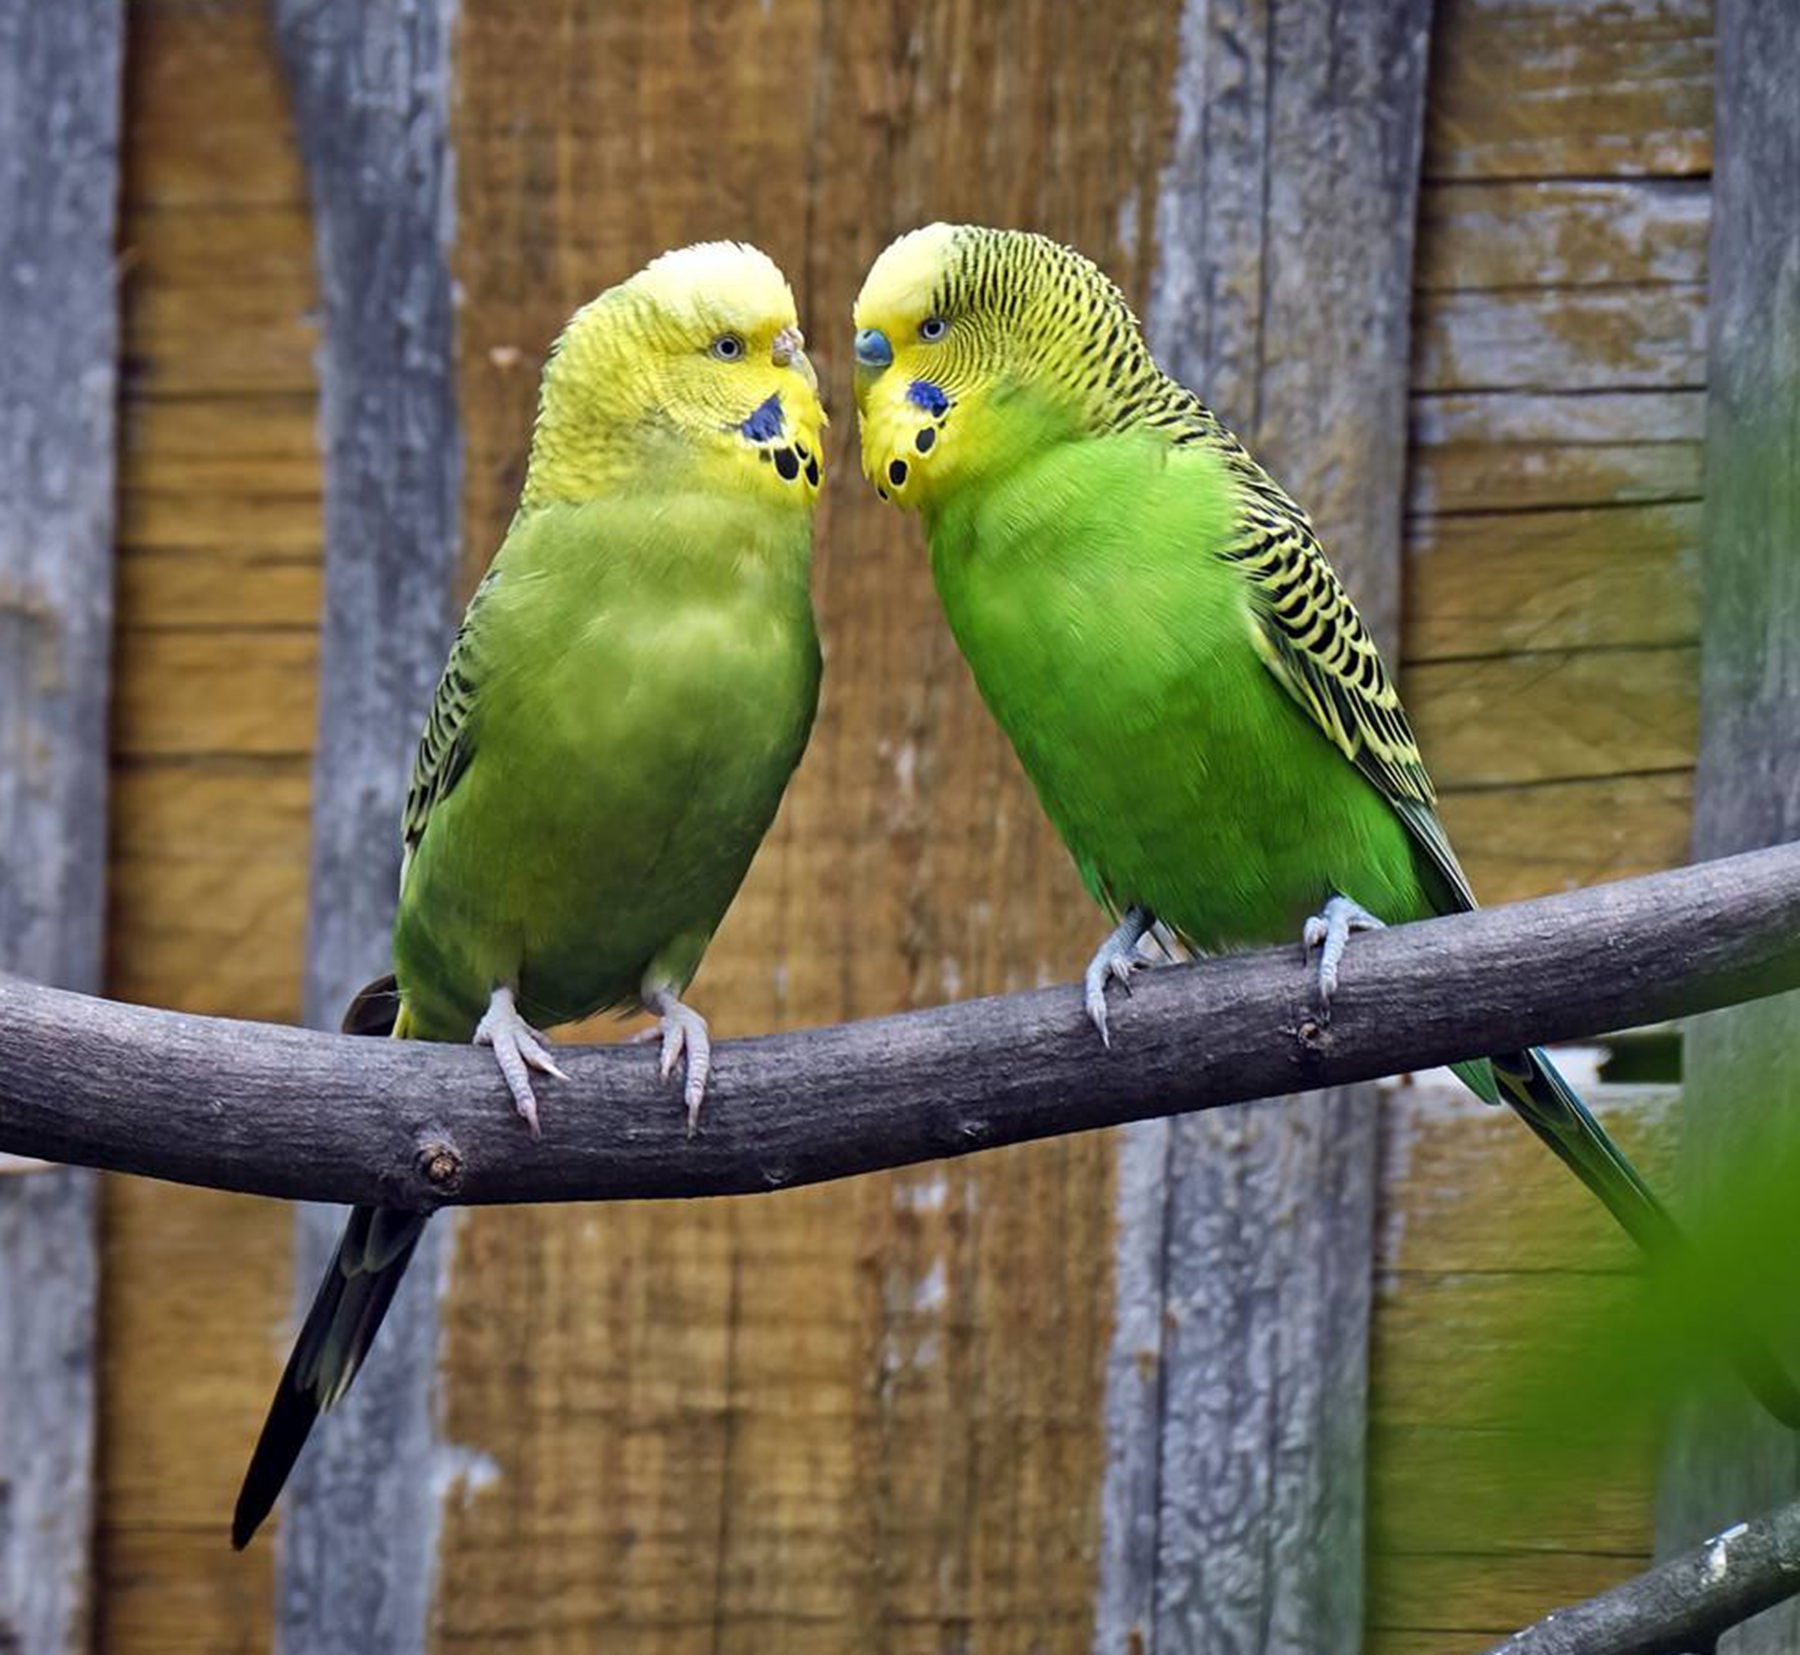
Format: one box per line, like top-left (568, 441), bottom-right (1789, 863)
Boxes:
top-left (907, 379), bottom-right (949, 417)
top-left (854, 327), bottom-right (894, 370)
top-left (738, 394), bottom-right (785, 443)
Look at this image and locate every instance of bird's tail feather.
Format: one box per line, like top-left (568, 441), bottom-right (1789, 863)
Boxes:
top-left (231, 976), bottom-right (430, 1549)
top-left (1493, 1046), bottom-right (1800, 1429)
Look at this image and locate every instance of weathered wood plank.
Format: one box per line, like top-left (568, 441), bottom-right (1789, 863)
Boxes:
top-left (125, 282), bottom-right (322, 396)
top-left (1416, 179), bottom-right (1709, 291)
top-left (0, 7), bottom-right (121, 994)
top-left (1369, 1549), bottom-right (1653, 1644)
top-left (1408, 390), bottom-right (1703, 515)
top-left (1424, 0), bottom-right (1712, 181)
top-left (1365, 1078), bottom-right (1671, 1654)
top-left (1407, 645), bottom-right (1696, 788)
top-left (117, 550), bottom-right (322, 634)
top-left (1656, 2), bottom-right (1800, 1648)
top-left (1413, 284), bottom-right (1707, 394)
top-left (98, 5), bottom-right (318, 1650)
top-left (0, 1), bottom-right (122, 1649)
top-left (1405, 502), bottom-right (1700, 660)
top-left (1376, 1076), bottom-right (1676, 1279)
top-left (267, 0), bottom-right (465, 1645)
top-left (105, 759), bottom-right (313, 1025)
top-left (116, 389), bottom-right (321, 519)
top-left (111, 631), bottom-right (318, 758)
top-left (1090, 3), bottom-right (1431, 1651)
top-left (0, 1172), bottom-right (102, 1655)
top-left (120, 485), bottom-right (322, 556)
top-left (1437, 772), bottom-right (1694, 907)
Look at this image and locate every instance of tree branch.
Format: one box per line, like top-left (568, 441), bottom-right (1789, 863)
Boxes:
top-left (1485, 1494), bottom-right (1800, 1654)
top-left (1, 842), bottom-right (1797, 1211)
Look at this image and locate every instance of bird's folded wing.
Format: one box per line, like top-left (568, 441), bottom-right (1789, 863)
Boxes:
top-left (1228, 498), bottom-right (1479, 914)
top-left (400, 567), bottom-right (500, 885)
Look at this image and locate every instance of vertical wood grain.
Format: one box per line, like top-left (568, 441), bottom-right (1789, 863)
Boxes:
top-left (1657, 2), bottom-right (1800, 1650)
top-left (96, 4), bottom-right (321, 1647)
top-left (269, 0), bottom-right (464, 1645)
top-left (1096, 3), bottom-right (1431, 1651)
top-left (0, 1), bottom-right (122, 1649)
top-left (435, 3), bottom-right (1185, 1650)
top-left (1369, 0), bottom-right (1723, 1641)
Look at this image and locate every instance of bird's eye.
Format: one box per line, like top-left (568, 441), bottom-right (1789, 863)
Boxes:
top-left (919, 316), bottom-right (948, 343)
top-left (710, 334), bottom-right (745, 361)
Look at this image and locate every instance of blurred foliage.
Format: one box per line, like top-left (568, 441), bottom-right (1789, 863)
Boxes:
top-left (1420, 1015), bottom-right (1800, 1538)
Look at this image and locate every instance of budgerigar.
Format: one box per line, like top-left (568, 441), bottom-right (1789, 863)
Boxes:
top-left (851, 223), bottom-right (1799, 1424)
top-left (233, 242), bottom-right (827, 1547)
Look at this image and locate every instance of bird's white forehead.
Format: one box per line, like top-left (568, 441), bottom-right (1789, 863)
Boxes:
top-left (854, 223), bottom-right (958, 324)
top-left (629, 240), bottom-right (797, 335)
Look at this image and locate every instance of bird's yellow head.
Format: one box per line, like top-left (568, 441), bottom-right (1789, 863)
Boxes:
top-left (852, 224), bottom-right (1164, 515)
top-left (524, 241), bottom-right (825, 509)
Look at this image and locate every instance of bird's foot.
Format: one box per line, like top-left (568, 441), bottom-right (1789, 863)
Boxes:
top-left (474, 985), bottom-right (567, 1140)
top-left (644, 988), bottom-right (713, 1136)
top-left (1083, 905), bottom-right (1154, 1049)
top-left (1301, 895), bottom-right (1385, 1016)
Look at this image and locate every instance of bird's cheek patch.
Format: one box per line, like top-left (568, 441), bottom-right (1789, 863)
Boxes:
top-left (738, 393), bottom-right (785, 443)
top-left (873, 378), bottom-right (950, 502)
top-left (906, 378), bottom-right (950, 418)
top-left (756, 437), bottom-right (822, 490)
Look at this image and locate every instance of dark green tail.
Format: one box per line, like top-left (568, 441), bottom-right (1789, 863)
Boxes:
top-left (232, 976), bottom-right (429, 1549)
top-left (1474, 1046), bottom-right (1800, 1429)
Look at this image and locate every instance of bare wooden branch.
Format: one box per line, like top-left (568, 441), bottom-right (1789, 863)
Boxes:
top-left (0, 845), bottom-right (1797, 1211)
top-left (1486, 1495), bottom-right (1800, 1655)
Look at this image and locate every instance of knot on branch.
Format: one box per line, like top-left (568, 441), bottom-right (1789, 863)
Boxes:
top-left (416, 1136), bottom-right (464, 1196)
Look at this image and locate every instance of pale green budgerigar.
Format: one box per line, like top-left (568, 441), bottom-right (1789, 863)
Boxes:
top-left (233, 242), bottom-right (827, 1546)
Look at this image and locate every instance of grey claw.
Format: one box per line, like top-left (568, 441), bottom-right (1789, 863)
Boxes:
top-left (1086, 986), bottom-right (1115, 1050)
top-left (1301, 896), bottom-right (1385, 1016)
top-left (644, 989), bottom-right (713, 1135)
top-left (1083, 906), bottom-right (1154, 1050)
top-left (474, 986), bottom-right (566, 1139)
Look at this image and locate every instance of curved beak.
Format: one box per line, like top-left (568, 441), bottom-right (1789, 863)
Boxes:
top-left (854, 327), bottom-right (893, 371)
top-left (771, 325), bottom-right (803, 367)
top-left (772, 325), bottom-right (817, 392)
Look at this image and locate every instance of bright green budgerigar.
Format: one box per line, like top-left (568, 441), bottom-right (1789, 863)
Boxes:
top-left (233, 242), bottom-right (827, 1547)
top-left (851, 223), bottom-right (1799, 1423)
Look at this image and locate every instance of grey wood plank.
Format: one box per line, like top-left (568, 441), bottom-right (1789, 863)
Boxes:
top-left (1656, 3), bottom-right (1800, 1650)
top-left (267, 0), bottom-right (463, 1646)
top-left (1097, 1), bottom-right (1433, 1650)
top-left (0, 1), bottom-right (123, 1650)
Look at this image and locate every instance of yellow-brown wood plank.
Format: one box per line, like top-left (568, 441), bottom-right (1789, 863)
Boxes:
top-left (434, 2), bottom-right (1185, 1649)
top-left (1400, 0), bottom-right (1713, 918)
top-left (1434, 771), bottom-right (1695, 907)
top-left (1424, 0), bottom-right (1713, 180)
top-left (1364, 1078), bottom-right (1676, 1651)
top-left (1409, 646), bottom-right (1697, 789)
top-left (1371, 0), bottom-right (1717, 1645)
top-left (1413, 284), bottom-right (1707, 394)
top-left (98, 2), bottom-right (322, 1650)
top-left (1406, 502), bottom-right (1701, 659)
top-left (1409, 390), bottom-right (1704, 515)
top-left (1415, 179), bottom-right (1708, 291)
